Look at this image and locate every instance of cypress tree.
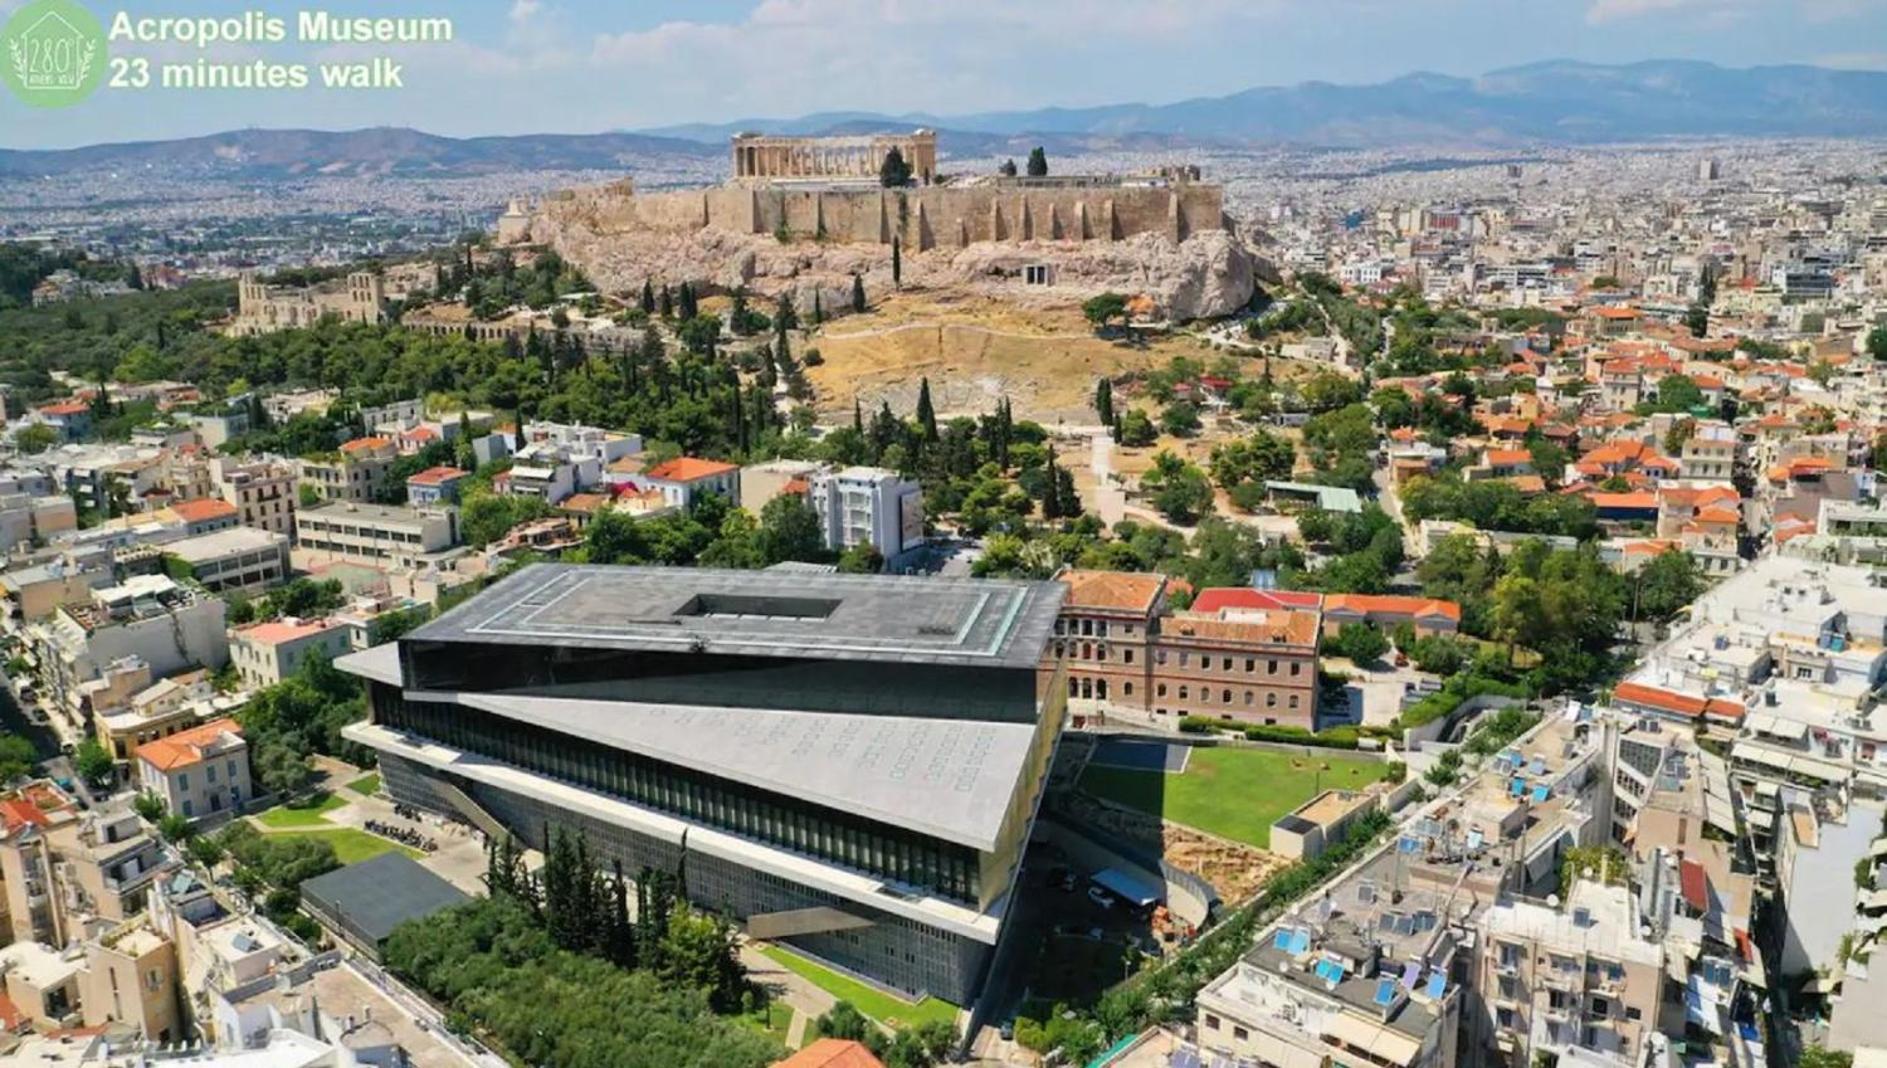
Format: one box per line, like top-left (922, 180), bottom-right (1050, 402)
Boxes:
top-left (679, 281), bottom-right (699, 321)
top-left (1042, 450), bottom-right (1062, 519)
top-left (891, 237), bottom-right (902, 288)
top-left (850, 273), bottom-right (866, 314)
top-left (659, 284), bottom-right (674, 318)
top-left (915, 377), bottom-right (937, 441)
top-left (1094, 378), bottom-right (1114, 427)
top-left (640, 278), bottom-right (655, 315)
top-left (812, 290), bottom-right (823, 325)
top-left (775, 291), bottom-right (798, 331)
top-left (610, 860), bottom-right (635, 968)
top-left (853, 398), bottom-right (863, 434)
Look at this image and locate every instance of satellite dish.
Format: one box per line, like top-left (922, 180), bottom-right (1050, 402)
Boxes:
top-left (1546, 893), bottom-right (1560, 908)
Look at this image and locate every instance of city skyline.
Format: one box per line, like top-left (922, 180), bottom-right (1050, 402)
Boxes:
top-left (4, 0), bottom-right (1887, 149)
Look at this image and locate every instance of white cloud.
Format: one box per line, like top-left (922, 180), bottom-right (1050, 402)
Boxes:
top-left (509, 0), bottom-right (542, 22)
top-left (1817, 49), bottom-right (1887, 68)
top-left (1587, 0), bottom-right (1884, 22)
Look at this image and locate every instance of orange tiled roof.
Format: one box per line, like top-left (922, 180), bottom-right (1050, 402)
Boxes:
top-left (1192, 588), bottom-right (1324, 614)
top-left (1590, 491), bottom-right (1660, 509)
top-left (1165, 608), bottom-right (1321, 647)
top-left (406, 465), bottom-right (467, 486)
top-left (171, 497), bottom-right (238, 523)
top-left (1613, 681), bottom-right (1743, 723)
top-left (644, 457), bottom-right (738, 482)
top-left (136, 718), bottom-right (245, 772)
top-left (774, 1039), bottom-right (887, 1068)
top-left (37, 401), bottom-right (89, 416)
top-left (339, 436), bottom-right (393, 453)
top-left (1060, 570), bottom-right (1166, 613)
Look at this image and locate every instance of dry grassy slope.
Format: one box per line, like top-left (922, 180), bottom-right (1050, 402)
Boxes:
top-left (801, 294), bottom-right (1322, 426)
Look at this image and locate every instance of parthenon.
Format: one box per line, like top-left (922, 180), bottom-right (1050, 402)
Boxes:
top-left (731, 130), bottom-right (938, 184)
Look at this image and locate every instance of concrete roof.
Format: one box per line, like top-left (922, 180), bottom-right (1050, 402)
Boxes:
top-left (408, 563), bottom-right (1064, 670)
top-left (442, 689), bottom-right (1037, 850)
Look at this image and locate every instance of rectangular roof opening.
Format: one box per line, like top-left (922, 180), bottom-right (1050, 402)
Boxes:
top-left (676, 592), bottom-right (840, 621)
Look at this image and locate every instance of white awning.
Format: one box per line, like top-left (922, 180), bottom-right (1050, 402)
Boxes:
top-left (1251, 1026), bottom-right (1328, 1068)
top-left (1790, 754), bottom-right (1849, 784)
top-left (1323, 1012), bottom-right (1421, 1068)
top-left (1733, 743), bottom-right (1793, 771)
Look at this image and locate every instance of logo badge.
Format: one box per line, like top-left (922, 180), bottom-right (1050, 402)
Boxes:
top-left (2, 0), bottom-right (106, 108)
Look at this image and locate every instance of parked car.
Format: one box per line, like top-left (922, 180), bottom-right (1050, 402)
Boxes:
top-left (1087, 886), bottom-right (1117, 910)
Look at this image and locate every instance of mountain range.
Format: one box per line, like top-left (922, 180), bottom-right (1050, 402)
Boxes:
top-left (4, 60), bottom-right (1887, 179)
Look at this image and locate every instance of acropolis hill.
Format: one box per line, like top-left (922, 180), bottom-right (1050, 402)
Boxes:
top-left (500, 131), bottom-right (1266, 321)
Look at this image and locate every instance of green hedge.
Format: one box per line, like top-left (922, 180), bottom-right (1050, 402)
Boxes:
top-left (1396, 673), bottom-right (1527, 730)
top-left (1175, 718), bottom-right (1391, 751)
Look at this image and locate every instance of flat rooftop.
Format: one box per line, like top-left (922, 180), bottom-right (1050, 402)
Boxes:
top-left (299, 851), bottom-right (468, 947)
top-left (410, 563), bottom-right (1064, 669)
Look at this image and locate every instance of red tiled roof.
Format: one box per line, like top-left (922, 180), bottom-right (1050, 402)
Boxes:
top-left (237, 618), bottom-right (337, 646)
top-left (1191, 588), bottom-right (1324, 614)
top-left (1060, 570), bottom-right (1166, 613)
top-left (406, 465), bottom-right (467, 486)
top-left (645, 457), bottom-right (738, 482)
top-left (339, 436), bottom-right (393, 453)
top-left (171, 497), bottom-right (238, 523)
top-left (37, 401), bottom-right (89, 416)
top-left (1613, 681), bottom-right (1744, 723)
top-left (1680, 858), bottom-right (1710, 913)
top-left (1590, 492), bottom-right (1660, 510)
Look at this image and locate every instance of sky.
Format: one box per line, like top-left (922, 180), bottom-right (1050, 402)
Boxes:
top-left (3, 0), bottom-right (1887, 149)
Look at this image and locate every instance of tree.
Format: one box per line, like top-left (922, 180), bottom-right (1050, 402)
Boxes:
top-left (1026, 146), bottom-right (1048, 178)
top-left (850, 273), bottom-right (866, 314)
top-left (1094, 378), bottom-right (1115, 428)
top-left (1082, 292), bottom-right (1128, 332)
top-left (756, 495), bottom-right (826, 564)
top-left (1651, 373), bottom-right (1704, 412)
top-left (1160, 400), bottom-right (1201, 438)
top-left (1210, 430), bottom-right (1294, 491)
top-left (891, 237), bottom-right (902, 288)
top-left (998, 158), bottom-right (1017, 177)
top-left (15, 424), bottom-right (56, 454)
top-left (1118, 409), bottom-right (1157, 447)
top-left (1684, 302), bottom-right (1709, 339)
top-left (915, 377), bottom-right (938, 441)
top-left (837, 542), bottom-right (883, 573)
top-left (1635, 548), bottom-right (1704, 622)
top-left (774, 291), bottom-right (798, 332)
top-left (879, 146), bottom-right (912, 187)
top-left (1146, 453), bottom-right (1213, 524)
top-left (75, 740), bottom-right (115, 787)
top-left (1330, 624), bottom-right (1390, 666)
top-left (640, 279), bottom-right (655, 315)
top-left (677, 281), bottom-right (698, 321)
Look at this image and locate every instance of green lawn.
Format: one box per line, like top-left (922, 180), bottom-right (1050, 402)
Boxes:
top-left (255, 792), bottom-right (350, 828)
top-left (757, 944), bottom-right (958, 1031)
top-left (1077, 746), bottom-right (1389, 850)
top-left (345, 773), bottom-right (381, 797)
top-left (272, 827), bottom-right (423, 864)
top-left (737, 1000), bottom-right (796, 1049)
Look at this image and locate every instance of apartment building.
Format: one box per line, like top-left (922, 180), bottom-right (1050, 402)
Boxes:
top-left (0, 781), bottom-right (80, 945)
top-left (229, 617), bottom-right (351, 689)
top-left (211, 457), bottom-right (297, 537)
top-left (293, 500), bottom-right (459, 568)
top-left (0, 492), bottom-right (76, 551)
top-left (495, 421), bottom-right (643, 506)
top-left (1193, 714), bottom-right (1613, 1068)
top-left (810, 466), bottom-right (925, 568)
top-left (1473, 881), bottom-right (1664, 1067)
top-left (299, 436), bottom-right (398, 503)
top-left (163, 527), bottom-right (290, 594)
top-left (31, 575), bottom-right (228, 725)
top-left (135, 718), bottom-right (251, 823)
top-left (1, 791), bottom-right (179, 947)
top-left (1679, 422), bottom-right (1740, 482)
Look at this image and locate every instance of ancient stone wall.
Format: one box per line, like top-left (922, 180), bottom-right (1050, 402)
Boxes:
top-left (537, 181), bottom-right (1223, 249)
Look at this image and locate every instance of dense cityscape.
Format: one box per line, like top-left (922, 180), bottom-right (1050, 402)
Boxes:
top-left (2, 13), bottom-right (1887, 1068)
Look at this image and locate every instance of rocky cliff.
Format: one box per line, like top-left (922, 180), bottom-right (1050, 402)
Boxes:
top-left (521, 188), bottom-right (1268, 321)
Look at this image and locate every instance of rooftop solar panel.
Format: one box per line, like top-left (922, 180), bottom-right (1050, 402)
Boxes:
top-left (1373, 978), bottom-right (1398, 1006)
top-left (1426, 972), bottom-right (1448, 999)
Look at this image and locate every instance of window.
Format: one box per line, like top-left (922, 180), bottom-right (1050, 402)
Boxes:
top-left (1626, 1007), bottom-right (1642, 1022)
top-left (1222, 689), bottom-right (1232, 703)
top-left (1123, 649), bottom-right (1134, 664)
top-left (1267, 660), bottom-right (1278, 675)
top-left (1205, 1014), bottom-right (1221, 1030)
top-left (1234, 1026), bottom-right (1249, 1041)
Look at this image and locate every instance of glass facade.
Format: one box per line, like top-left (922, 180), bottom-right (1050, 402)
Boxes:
top-left (399, 641), bottom-right (1039, 722)
top-left (373, 682), bottom-right (982, 903)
